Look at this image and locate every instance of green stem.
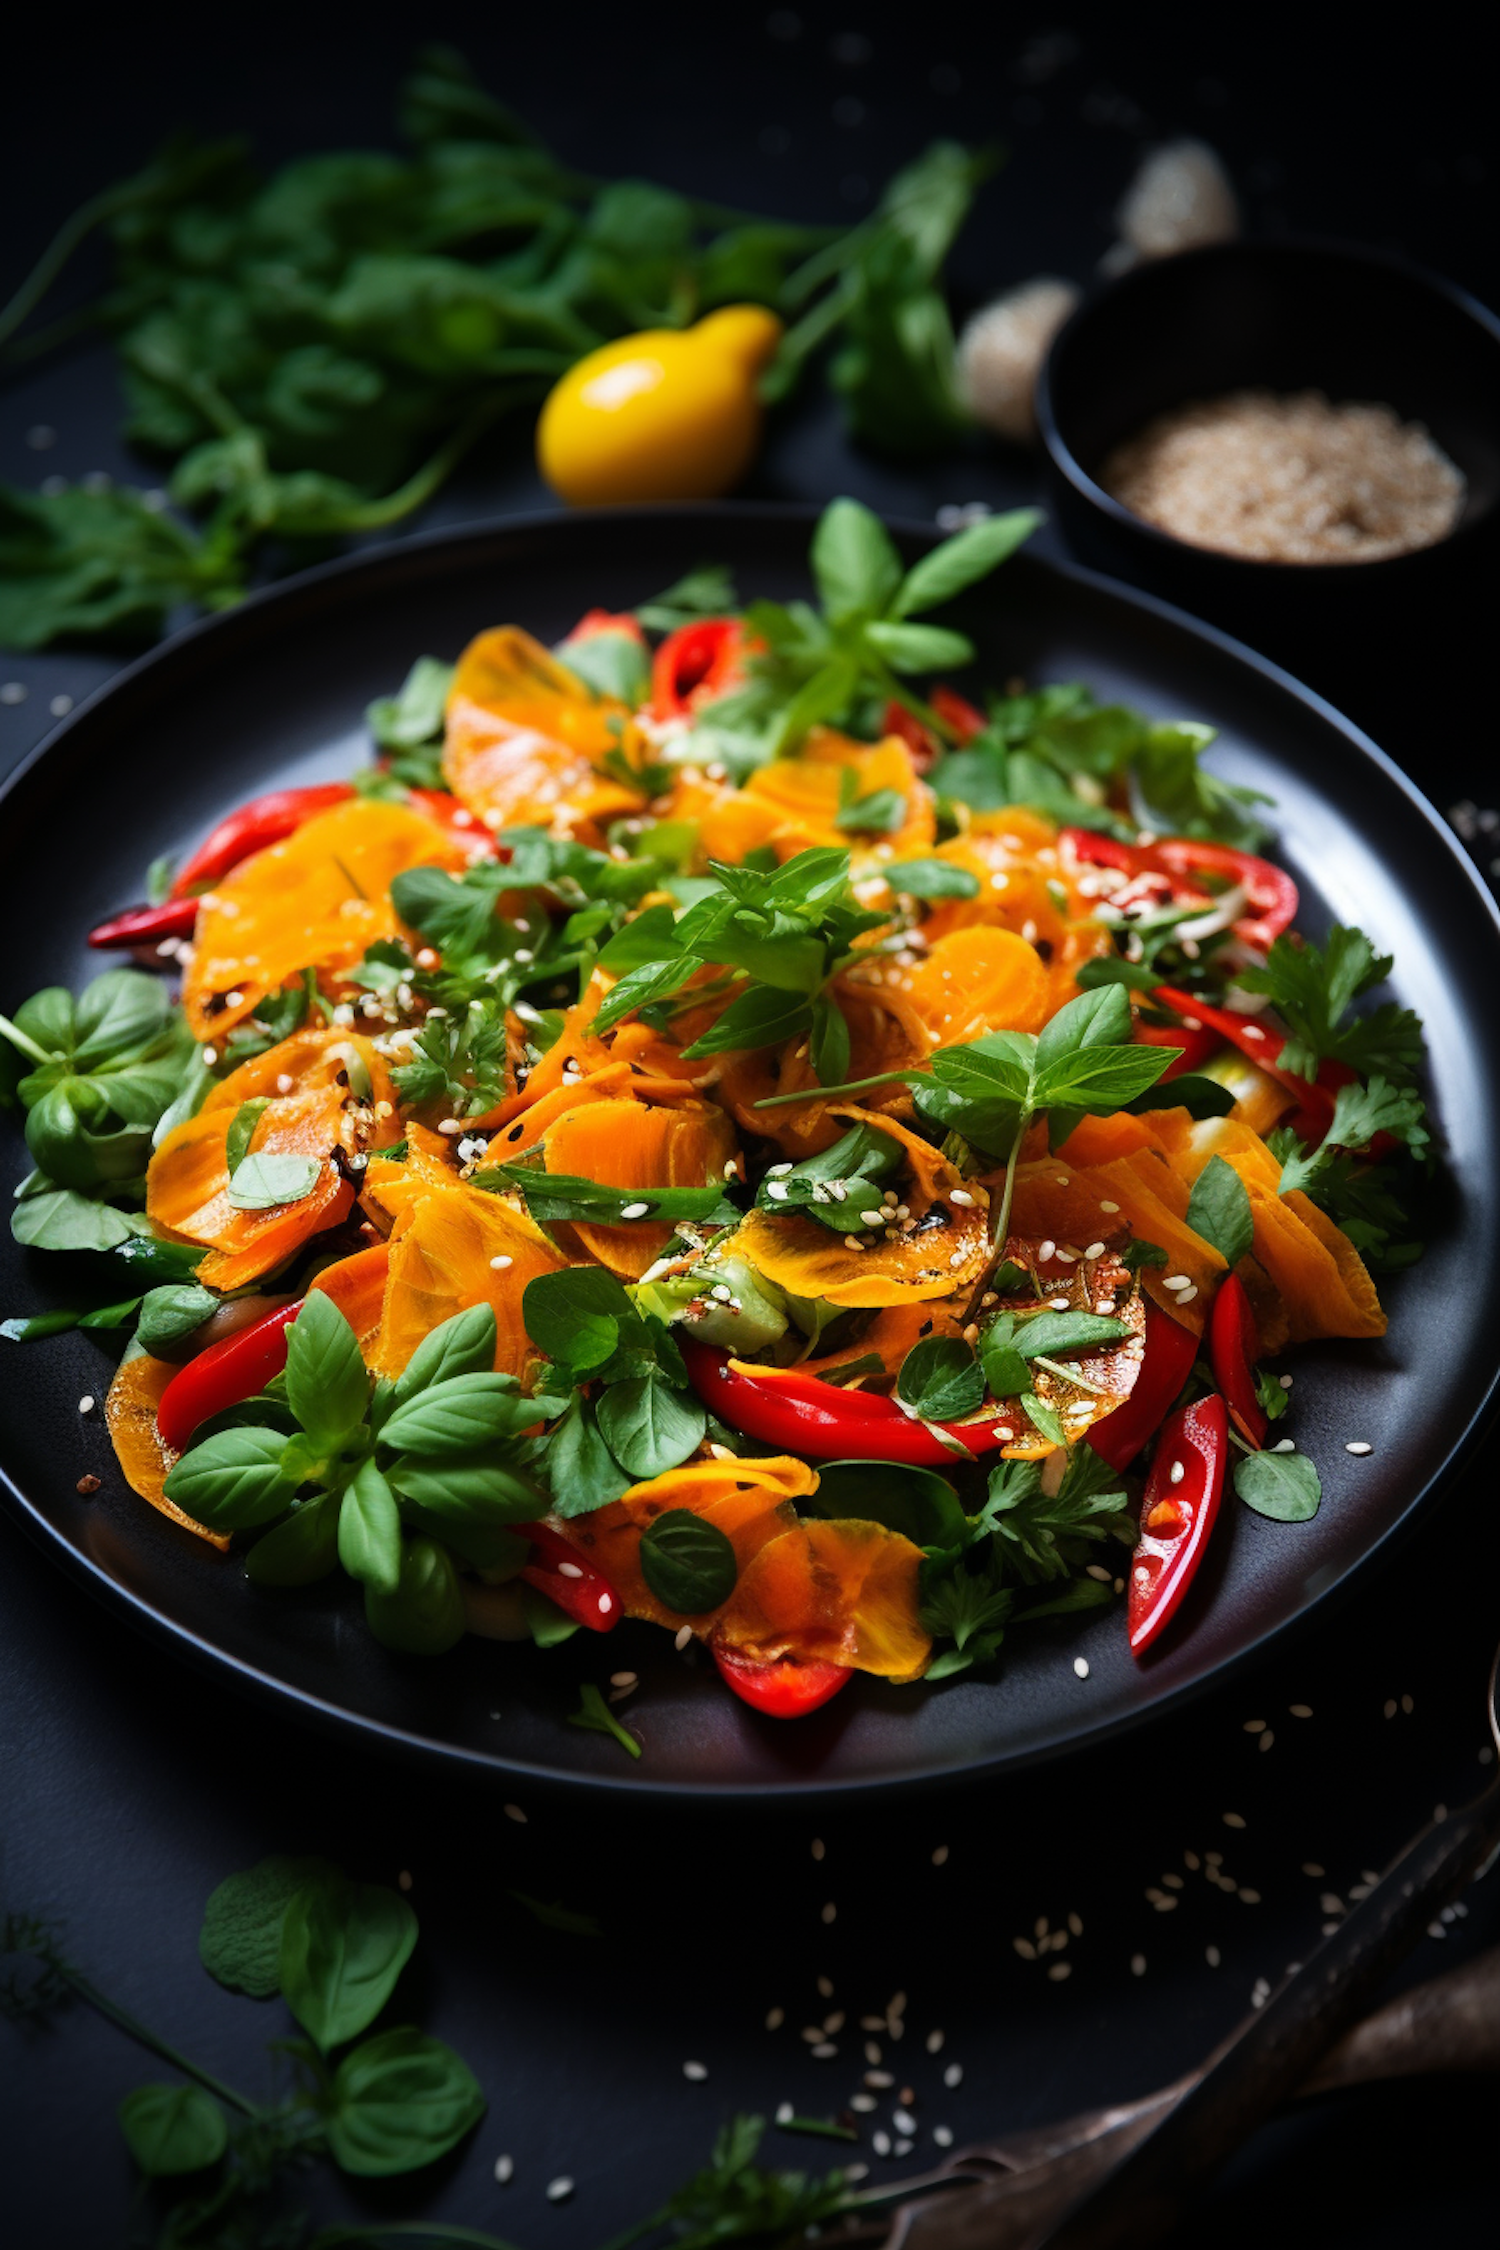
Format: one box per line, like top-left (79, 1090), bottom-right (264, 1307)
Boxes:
top-left (335, 390), bottom-right (530, 532)
top-left (753, 1066), bottom-right (924, 1110)
top-left (960, 1104), bottom-right (1032, 1322)
top-left (0, 179), bottom-right (140, 350)
top-left (1031, 1353), bottom-right (1111, 1398)
top-left (62, 1967), bottom-right (261, 2119)
top-left (0, 1011), bottom-right (54, 1067)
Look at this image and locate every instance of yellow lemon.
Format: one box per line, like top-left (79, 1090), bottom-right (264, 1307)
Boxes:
top-left (537, 304), bottom-right (784, 507)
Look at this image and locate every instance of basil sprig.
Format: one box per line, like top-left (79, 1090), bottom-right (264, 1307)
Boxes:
top-left (523, 1267), bottom-right (708, 1510)
top-left (164, 1297), bottom-right (561, 1653)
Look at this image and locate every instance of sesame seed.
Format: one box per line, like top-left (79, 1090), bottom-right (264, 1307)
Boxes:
top-left (1259, 1729), bottom-right (1275, 1752)
top-left (1402, 1692), bottom-right (1414, 1714)
top-left (943, 2062), bottom-right (963, 2088)
top-left (767, 1162), bottom-right (793, 1177)
top-left (1239, 1888), bottom-right (1262, 1905)
top-left (811, 1837), bottom-right (825, 1860)
top-left (708, 1442), bottom-right (735, 1461)
top-left (860, 1209), bottom-right (886, 1225)
top-left (489, 1254), bottom-right (514, 1271)
top-left (931, 1844), bottom-right (949, 1866)
top-left (1206, 1946), bottom-right (1221, 1968)
top-left (546, 2178), bottom-right (574, 2203)
top-left (684, 2060), bottom-right (708, 2080)
top-left (1084, 1240), bottom-right (1106, 1258)
top-left (1302, 1862), bottom-right (1325, 1877)
top-left (1048, 1961), bottom-right (1071, 1982)
top-left (844, 2162), bottom-right (871, 2182)
top-left (950, 1188), bottom-right (975, 1206)
top-left (1384, 1698), bottom-right (1398, 1719)
top-left (1013, 1937), bottom-right (1036, 1960)
top-left (78, 1394), bottom-right (95, 1415)
top-left (1100, 1199), bottom-right (1121, 1213)
top-left (821, 1901), bottom-right (837, 1924)
top-left (872, 2130), bottom-right (892, 2157)
top-left (1290, 1703), bottom-right (1313, 1718)
top-left (675, 1625), bottom-right (693, 1650)
top-left (1271, 1438), bottom-right (1296, 1453)
top-left (776, 2101), bottom-right (795, 2125)
top-left (864, 2038), bottom-right (882, 2064)
top-left (766, 1181), bottom-right (791, 1201)
top-left (1073, 1657), bottom-right (1090, 1679)
top-left (0, 681), bottom-right (26, 703)
top-left (609, 1670), bottom-right (638, 1689)
top-left (1049, 1296), bottom-right (1071, 1311)
top-left (1279, 1372), bottom-right (1294, 1388)
top-left (49, 694), bottom-right (74, 718)
top-left (864, 2069), bottom-right (894, 2089)
top-left (765, 2007), bottom-right (784, 2029)
top-left (925, 2029), bottom-right (945, 2054)
top-left (1345, 1440), bottom-right (1373, 1456)
top-left (1176, 1285), bottom-right (1198, 1303)
top-left (1163, 1273), bottom-right (1191, 1290)
top-left (1169, 1459), bottom-right (1185, 1486)
top-left (556, 1561), bottom-right (583, 1578)
top-left (619, 1201), bottom-right (650, 1219)
top-left (1223, 1812), bottom-right (1246, 1829)
top-left (932, 2124), bottom-right (955, 2149)
top-left (504, 1803), bottom-right (528, 1824)
top-left (1038, 1238), bottom-right (1056, 1260)
top-left (851, 2092), bottom-right (877, 2113)
top-left (437, 1118), bottom-right (463, 1135)
top-left (397, 1869), bottom-right (413, 1891)
top-left (1131, 1953), bottom-right (1147, 1976)
top-left (1243, 1718), bottom-right (1266, 1733)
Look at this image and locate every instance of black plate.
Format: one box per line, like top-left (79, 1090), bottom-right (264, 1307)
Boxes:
top-left (3, 505), bottom-right (1498, 1801)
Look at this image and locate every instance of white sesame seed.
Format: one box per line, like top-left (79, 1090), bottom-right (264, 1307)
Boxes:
top-left (1073, 1657), bottom-right (1090, 1679)
top-left (489, 1253), bottom-right (514, 1271)
top-left (437, 1118), bottom-right (463, 1135)
top-left (1163, 1273), bottom-right (1191, 1290)
top-left (811, 1837), bottom-right (826, 1860)
top-left (556, 1561), bottom-right (583, 1579)
top-left (1259, 1729), bottom-right (1275, 1752)
top-left (1206, 1946), bottom-right (1221, 1968)
top-left (1239, 1888), bottom-right (1262, 1905)
top-left (1223, 1812), bottom-right (1246, 1829)
top-left (1049, 1296), bottom-right (1071, 1311)
top-left (1048, 1961), bottom-right (1071, 1982)
top-left (1083, 1240), bottom-right (1106, 1259)
top-left (504, 1803), bottom-right (528, 1824)
top-left (1271, 1438), bottom-right (1296, 1453)
top-left (943, 2062), bottom-right (963, 2088)
top-left (766, 1181), bottom-right (791, 1200)
top-left (1289, 1703), bottom-right (1313, 1718)
top-left (1302, 1862), bottom-right (1325, 1877)
top-left (683, 2060), bottom-right (708, 2080)
top-left (619, 1201), bottom-right (650, 1219)
top-left (931, 1844), bottom-right (949, 1866)
top-left (843, 2161), bottom-right (870, 2181)
top-left (767, 1162), bottom-right (793, 1177)
top-left (597, 1594), bottom-right (612, 1614)
top-left (78, 1395), bottom-right (95, 1415)
top-left (950, 1188), bottom-right (975, 1206)
top-left (546, 2177), bottom-right (574, 2203)
top-left (707, 1442), bottom-right (735, 1461)
top-left (864, 2038), bottom-right (882, 2064)
top-left (1131, 1953), bottom-right (1147, 1976)
top-left (860, 1208), bottom-right (886, 1225)
top-left (1099, 1199), bottom-right (1121, 1213)
top-left (765, 2006), bottom-right (784, 2030)
top-left (851, 2093), bottom-right (877, 2113)
top-left (872, 2130), bottom-right (892, 2157)
top-left (821, 1901), bottom-right (837, 1924)
top-left (609, 1670), bottom-right (638, 1689)
top-left (0, 681), bottom-right (26, 704)
top-left (49, 694), bottom-right (74, 718)
top-left (893, 2107), bottom-right (917, 2133)
top-left (495, 2153), bottom-right (515, 2183)
top-left (1038, 1238), bottom-right (1056, 1261)
top-left (1244, 1718), bottom-right (1266, 1733)
top-left (1169, 1458), bottom-right (1185, 1486)
top-left (1402, 1692), bottom-right (1414, 1714)
top-left (932, 2124), bottom-right (955, 2149)
top-left (775, 2101), bottom-right (794, 2126)
top-left (864, 2069), bottom-right (894, 2089)
top-left (675, 1625), bottom-right (693, 1650)
top-left (1345, 1440), bottom-right (1373, 1456)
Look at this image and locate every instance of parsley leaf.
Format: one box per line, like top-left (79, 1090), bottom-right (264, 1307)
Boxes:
top-left (1238, 926), bottom-right (1425, 1085)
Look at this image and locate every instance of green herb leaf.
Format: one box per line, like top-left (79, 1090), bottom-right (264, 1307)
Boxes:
top-left (379, 1373), bottom-right (552, 1458)
top-left (639, 1509), bottom-right (738, 1613)
top-left (324, 2026), bottom-right (485, 2176)
top-left (226, 1151), bottom-right (322, 1211)
top-left (245, 1493), bottom-right (341, 1586)
top-left (479, 1163), bottom-right (735, 1228)
top-left (1234, 1450), bottom-right (1322, 1521)
top-left (337, 1462), bottom-right (403, 1595)
top-left (1185, 1155), bottom-right (1255, 1268)
top-left (117, 2082), bottom-right (228, 2177)
top-left (1239, 925), bottom-right (1424, 1085)
top-left (890, 509), bottom-right (1042, 617)
top-left (523, 1266), bottom-right (636, 1373)
top-left (285, 1292), bottom-right (369, 1452)
top-left (595, 1369), bottom-right (706, 1480)
top-left (895, 1337), bottom-right (985, 1422)
top-left (198, 1853), bottom-right (337, 1997)
top-left (807, 1460), bottom-right (967, 1548)
top-left (863, 619), bottom-right (974, 675)
top-left (681, 985), bottom-right (815, 1060)
top-left (163, 1426), bottom-right (297, 1529)
top-left (136, 1282), bottom-right (219, 1355)
top-left (279, 1871), bottom-right (418, 2054)
top-left (224, 1097), bottom-right (269, 1173)
top-left (881, 858), bottom-right (980, 899)
top-left (568, 1680), bottom-right (642, 1759)
top-left (809, 497), bottom-right (903, 624)
top-left (544, 1394), bottom-right (633, 1516)
top-left (389, 1302), bottom-right (498, 1403)
top-left (363, 1534), bottom-right (465, 1655)
top-left (366, 656), bottom-right (454, 751)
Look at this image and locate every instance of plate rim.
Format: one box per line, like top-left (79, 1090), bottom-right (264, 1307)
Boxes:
top-left (3, 499), bottom-right (1498, 1803)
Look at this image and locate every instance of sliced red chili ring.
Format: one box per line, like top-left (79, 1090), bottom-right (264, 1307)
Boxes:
top-left (1208, 1271), bottom-right (1267, 1448)
top-left (516, 1521), bottom-right (621, 1632)
top-left (156, 1300), bottom-right (303, 1454)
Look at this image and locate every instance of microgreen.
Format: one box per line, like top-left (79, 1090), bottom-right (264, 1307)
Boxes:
top-left (1234, 1449), bottom-right (1322, 1521)
top-left (521, 1268), bottom-right (708, 1504)
top-left (568, 1681), bottom-right (641, 1759)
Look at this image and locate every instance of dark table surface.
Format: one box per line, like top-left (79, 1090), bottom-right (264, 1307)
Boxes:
top-left (3, 10), bottom-right (1499, 2246)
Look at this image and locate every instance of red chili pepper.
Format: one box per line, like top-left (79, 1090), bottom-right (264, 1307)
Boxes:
top-left (156, 1300), bottom-right (303, 1454)
top-left (1127, 1393), bottom-right (1228, 1657)
top-left (1086, 1300), bottom-right (1198, 1473)
top-left (88, 897), bottom-right (201, 950)
top-left (929, 685), bottom-right (987, 742)
top-left (1133, 1018), bottom-right (1221, 1081)
top-left (170, 784), bottom-right (356, 898)
top-left (1150, 985), bottom-right (1336, 1145)
top-left (682, 1340), bottom-right (1011, 1466)
top-left (567, 607), bottom-right (646, 645)
top-left (880, 702), bottom-right (937, 770)
top-left (516, 1522), bottom-right (620, 1633)
top-left (1062, 830), bottom-right (1298, 952)
top-left (712, 1645), bottom-right (853, 1718)
top-left (650, 619), bottom-right (752, 720)
top-left (1207, 1272), bottom-right (1267, 1448)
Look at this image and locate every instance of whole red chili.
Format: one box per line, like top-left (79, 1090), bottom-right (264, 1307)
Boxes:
top-left (1086, 1301), bottom-right (1198, 1473)
top-left (682, 1340), bottom-right (1013, 1466)
top-left (88, 898), bottom-right (201, 951)
top-left (1127, 1393), bottom-right (1229, 1657)
top-left (712, 1645), bottom-right (853, 1718)
top-left (516, 1521), bottom-right (620, 1632)
top-left (170, 784), bottom-right (356, 898)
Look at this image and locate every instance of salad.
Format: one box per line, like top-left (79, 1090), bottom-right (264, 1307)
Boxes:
top-left (0, 501), bottom-right (1429, 1726)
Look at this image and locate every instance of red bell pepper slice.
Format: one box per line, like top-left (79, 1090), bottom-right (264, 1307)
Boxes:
top-left (1127, 1393), bottom-right (1228, 1657)
top-left (650, 619), bottom-right (752, 720)
top-left (156, 1300), bottom-right (303, 1453)
top-left (516, 1521), bottom-right (620, 1632)
top-left (88, 897), bottom-right (201, 950)
top-left (1208, 1272), bottom-right (1267, 1448)
top-left (170, 784), bottom-right (356, 898)
top-left (1062, 830), bottom-right (1298, 952)
top-left (712, 1645), bottom-right (853, 1718)
top-left (1150, 984), bottom-right (1336, 1145)
top-left (1086, 1300), bottom-right (1198, 1472)
top-left (1134, 1018), bottom-right (1221, 1080)
top-left (682, 1340), bottom-right (1012, 1467)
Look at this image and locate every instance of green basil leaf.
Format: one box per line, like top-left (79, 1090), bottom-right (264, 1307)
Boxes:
top-left (226, 1151), bottom-right (322, 1211)
top-left (337, 1462), bottom-right (403, 1595)
top-left (770, 654), bottom-right (860, 753)
top-left (225, 1098), bottom-right (269, 1173)
top-left (1020, 1392), bottom-right (1067, 1449)
top-left (285, 1292), bottom-right (369, 1451)
top-left (1005, 1309), bottom-right (1131, 1360)
top-left (366, 656), bottom-right (454, 751)
top-left (808, 993), bottom-right (851, 1087)
top-left (681, 985), bottom-right (813, 1060)
top-left (136, 1282), bottom-right (220, 1355)
top-left (378, 1373), bottom-right (543, 1458)
top-left (73, 968), bottom-right (174, 1070)
top-left (118, 2082), bottom-right (227, 2177)
top-left (810, 496), bottom-right (903, 623)
top-left (890, 509), bottom-right (1042, 618)
top-left (521, 1582), bottom-right (581, 1648)
top-left (1034, 1043), bottom-right (1177, 1115)
top-left (559, 625), bottom-right (651, 705)
top-left (595, 1370), bottom-right (705, 1479)
top-left (638, 1508), bottom-right (738, 1613)
top-left (523, 1266), bottom-right (636, 1372)
top-left (806, 1460), bottom-right (967, 1548)
top-left (363, 1535), bottom-right (465, 1655)
top-left (595, 902), bottom-right (682, 975)
top-left (279, 1870), bottom-right (418, 2054)
top-left (835, 786), bottom-right (906, 834)
top-left (1035, 982), bottom-right (1133, 1069)
top-left (882, 858), bottom-right (980, 900)
top-left (1125, 1073), bottom-right (1235, 1120)
top-left (1121, 1238), bottom-right (1169, 1271)
top-left (1185, 1154), bottom-right (1256, 1269)
top-left (480, 1164), bottom-right (735, 1228)
top-left (895, 1337), bottom-right (985, 1422)
top-left (863, 620), bottom-right (975, 674)
top-left (568, 1679), bottom-right (642, 1757)
top-left (545, 1394), bottom-right (633, 1516)
top-left (11, 1185), bottom-right (140, 1254)
top-left (1073, 955), bottom-right (1163, 995)
top-left (592, 951), bottom-right (699, 1035)
top-left (389, 1302), bottom-right (497, 1403)
top-left (245, 1493), bottom-right (341, 1586)
top-left (1234, 1450), bottom-right (1322, 1521)
top-left (199, 1853), bottom-right (337, 1997)
top-left (163, 1427), bottom-right (296, 1529)
top-left (324, 2026), bottom-right (485, 2176)
top-left (385, 1451), bottom-right (541, 1526)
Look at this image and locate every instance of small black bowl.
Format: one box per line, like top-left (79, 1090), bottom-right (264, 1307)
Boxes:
top-left (1036, 240), bottom-right (1500, 682)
